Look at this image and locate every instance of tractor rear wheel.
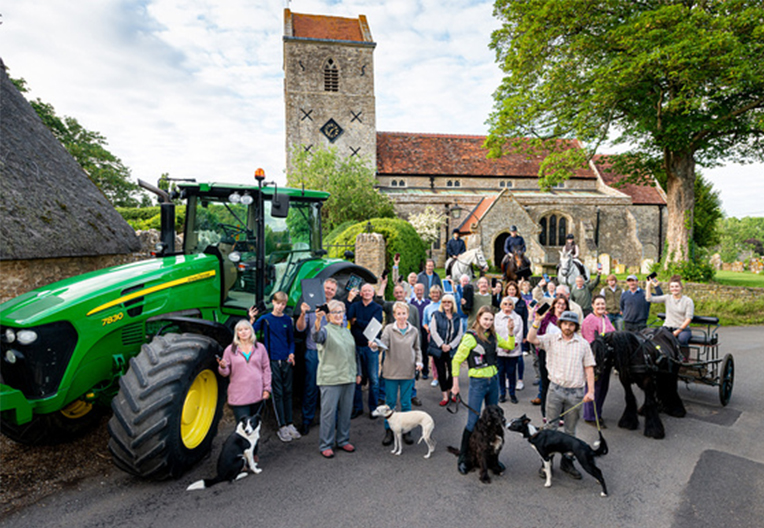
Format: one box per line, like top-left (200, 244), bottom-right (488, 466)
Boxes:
top-left (108, 333), bottom-right (225, 480)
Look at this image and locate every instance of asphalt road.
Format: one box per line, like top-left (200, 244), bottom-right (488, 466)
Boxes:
top-left (2, 326), bottom-right (763, 528)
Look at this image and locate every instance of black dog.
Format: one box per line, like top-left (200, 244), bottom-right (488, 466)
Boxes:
top-left (187, 415), bottom-right (262, 490)
top-left (507, 414), bottom-right (608, 497)
top-left (449, 405), bottom-right (506, 483)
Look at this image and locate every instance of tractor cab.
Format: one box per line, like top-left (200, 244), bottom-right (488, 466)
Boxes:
top-left (179, 181), bottom-right (327, 312)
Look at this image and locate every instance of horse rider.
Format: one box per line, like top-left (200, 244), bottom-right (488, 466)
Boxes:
top-left (445, 229), bottom-right (466, 278)
top-left (562, 234), bottom-right (586, 276)
top-left (503, 225), bottom-right (526, 259)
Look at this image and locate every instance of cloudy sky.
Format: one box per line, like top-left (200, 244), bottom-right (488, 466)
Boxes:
top-left (2, 0), bottom-right (762, 216)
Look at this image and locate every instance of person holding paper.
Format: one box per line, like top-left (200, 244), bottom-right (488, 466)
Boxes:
top-left (370, 302), bottom-right (422, 446)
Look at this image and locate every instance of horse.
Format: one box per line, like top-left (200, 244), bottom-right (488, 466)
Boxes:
top-left (556, 250), bottom-right (590, 288)
top-left (445, 248), bottom-right (489, 280)
top-left (591, 327), bottom-right (685, 439)
top-left (501, 248), bottom-right (532, 283)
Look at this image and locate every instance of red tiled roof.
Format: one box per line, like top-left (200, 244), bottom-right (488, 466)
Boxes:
top-left (289, 11), bottom-right (368, 42)
top-left (376, 132), bottom-right (597, 179)
top-left (457, 197), bottom-right (496, 233)
top-left (594, 155), bottom-right (666, 205)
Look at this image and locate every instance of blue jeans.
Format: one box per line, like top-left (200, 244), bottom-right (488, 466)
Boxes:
top-left (608, 313), bottom-right (624, 331)
top-left (384, 379), bottom-right (414, 430)
top-left (497, 356), bottom-right (519, 398)
top-left (302, 348), bottom-right (319, 426)
top-left (466, 375), bottom-right (499, 432)
top-left (354, 346), bottom-right (379, 413)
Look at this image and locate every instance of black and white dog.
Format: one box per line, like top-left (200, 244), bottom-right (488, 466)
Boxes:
top-left (507, 414), bottom-right (609, 497)
top-left (187, 415), bottom-right (262, 490)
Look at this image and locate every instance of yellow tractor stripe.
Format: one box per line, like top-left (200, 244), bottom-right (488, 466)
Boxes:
top-left (86, 270), bottom-right (216, 317)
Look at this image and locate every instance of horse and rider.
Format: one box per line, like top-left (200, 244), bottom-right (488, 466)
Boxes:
top-left (445, 229), bottom-right (488, 280)
top-left (501, 226), bottom-right (532, 282)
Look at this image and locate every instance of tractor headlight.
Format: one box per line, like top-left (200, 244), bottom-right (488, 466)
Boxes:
top-left (16, 330), bottom-right (38, 345)
top-left (228, 192), bottom-right (241, 204)
top-left (240, 193), bottom-right (253, 205)
top-left (228, 251), bottom-right (241, 263)
top-left (3, 328), bottom-right (15, 343)
top-left (5, 349), bottom-right (20, 364)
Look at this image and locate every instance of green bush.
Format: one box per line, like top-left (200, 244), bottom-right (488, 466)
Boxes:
top-left (117, 206), bottom-right (186, 232)
top-left (650, 244), bottom-right (715, 283)
top-left (324, 220), bottom-right (358, 246)
top-left (330, 218), bottom-right (428, 296)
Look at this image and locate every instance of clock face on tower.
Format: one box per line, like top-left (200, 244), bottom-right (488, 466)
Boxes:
top-left (320, 118), bottom-right (344, 143)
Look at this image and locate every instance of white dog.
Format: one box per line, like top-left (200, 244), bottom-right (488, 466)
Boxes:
top-left (371, 404), bottom-right (436, 458)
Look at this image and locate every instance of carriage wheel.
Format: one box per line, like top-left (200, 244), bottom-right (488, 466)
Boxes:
top-left (719, 354), bottom-right (734, 406)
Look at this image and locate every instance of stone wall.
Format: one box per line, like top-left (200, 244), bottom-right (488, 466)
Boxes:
top-left (0, 230), bottom-right (180, 303)
top-left (355, 232), bottom-right (386, 278)
top-left (284, 39), bottom-right (377, 172)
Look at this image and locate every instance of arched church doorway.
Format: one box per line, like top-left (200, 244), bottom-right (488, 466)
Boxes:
top-left (494, 232), bottom-right (510, 269)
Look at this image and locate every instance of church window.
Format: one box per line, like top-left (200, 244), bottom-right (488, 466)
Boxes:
top-left (454, 180), bottom-right (461, 187)
top-left (398, 180), bottom-right (406, 187)
top-left (539, 213), bottom-right (570, 247)
top-left (500, 181), bottom-right (505, 188)
top-left (447, 180), bottom-right (453, 187)
top-left (324, 59), bottom-right (339, 92)
top-left (391, 180), bottom-right (398, 187)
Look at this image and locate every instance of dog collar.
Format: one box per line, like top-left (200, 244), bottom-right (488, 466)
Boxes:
top-left (384, 410), bottom-right (395, 419)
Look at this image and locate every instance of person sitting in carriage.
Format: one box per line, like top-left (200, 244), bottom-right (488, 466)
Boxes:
top-left (503, 225), bottom-right (526, 258)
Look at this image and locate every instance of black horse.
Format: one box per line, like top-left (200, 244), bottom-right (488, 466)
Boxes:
top-left (591, 327), bottom-right (686, 439)
top-left (501, 248), bottom-right (532, 283)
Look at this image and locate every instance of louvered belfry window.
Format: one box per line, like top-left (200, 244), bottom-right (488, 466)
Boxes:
top-left (324, 59), bottom-right (339, 92)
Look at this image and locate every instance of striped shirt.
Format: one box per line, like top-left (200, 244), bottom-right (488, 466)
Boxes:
top-left (537, 332), bottom-right (595, 389)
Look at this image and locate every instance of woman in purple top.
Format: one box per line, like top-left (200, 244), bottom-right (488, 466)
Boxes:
top-left (582, 295), bottom-right (615, 426)
top-left (217, 319), bottom-right (272, 423)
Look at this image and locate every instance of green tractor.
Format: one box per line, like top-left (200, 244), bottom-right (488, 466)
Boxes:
top-left (0, 172), bottom-right (375, 479)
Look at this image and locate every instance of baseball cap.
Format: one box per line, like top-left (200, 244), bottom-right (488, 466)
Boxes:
top-left (626, 274), bottom-right (638, 281)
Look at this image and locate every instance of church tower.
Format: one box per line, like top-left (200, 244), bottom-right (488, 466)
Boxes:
top-left (283, 9), bottom-right (377, 173)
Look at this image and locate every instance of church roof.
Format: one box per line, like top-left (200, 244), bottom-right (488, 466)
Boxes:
top-left (593, 155), bottom-right (667, 205)
top-left (0, 59), bottom-right (140, 261)
top-left (376, 132), bottom-right (597, 179)
top-left (455, 196), bottom-right (497, 233)
top-left (285, 9), bottom-right (373, 43)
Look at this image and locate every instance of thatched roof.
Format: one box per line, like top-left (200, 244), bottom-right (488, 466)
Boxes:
top-left (0, 58), bottom-right (140, 260)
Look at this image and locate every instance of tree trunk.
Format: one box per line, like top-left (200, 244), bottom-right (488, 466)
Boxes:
top-left (663, 150), bottom-right (696, 267)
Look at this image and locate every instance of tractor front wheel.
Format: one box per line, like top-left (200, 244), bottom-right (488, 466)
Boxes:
top-left (108, 333), bottom-right (225, 480)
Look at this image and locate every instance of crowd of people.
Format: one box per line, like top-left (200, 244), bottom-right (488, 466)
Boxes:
top-left (221, 242), bottom-right (694, 477)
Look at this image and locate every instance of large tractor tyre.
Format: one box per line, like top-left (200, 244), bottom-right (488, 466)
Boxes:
top-left (108, 333), bottom-right (225, 480)
top-left (0, 400), bottom-right (102, 446)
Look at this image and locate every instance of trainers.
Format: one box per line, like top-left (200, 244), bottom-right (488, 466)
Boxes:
top-left (277, 426), bottom-right (292, 443)
top-left (431, 379), bottom-right (439, 387)
top-left (286, 424), bottom-right (302, 439)
top-left (516, 380), bottom-right (525, 391)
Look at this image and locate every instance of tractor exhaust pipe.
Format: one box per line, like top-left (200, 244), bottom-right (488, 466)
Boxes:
top-left (138, 179), bottom-right (175, 254)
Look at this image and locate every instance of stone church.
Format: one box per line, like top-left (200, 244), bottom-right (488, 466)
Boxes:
top-left (283, 9), bottom-right (667, 275)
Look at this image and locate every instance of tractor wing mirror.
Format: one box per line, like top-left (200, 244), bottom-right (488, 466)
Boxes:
top-left (271, 193), bottom-right (289, 218)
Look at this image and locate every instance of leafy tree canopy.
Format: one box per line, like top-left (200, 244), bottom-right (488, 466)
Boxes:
top-left (12, 77), bottom-right (151, 208)
top-left (287, 145), bottom-right (396, 231)
top-left (487, 0), bottom-right (764, 263)
top-left (715, 216), bottom-right (764, 261)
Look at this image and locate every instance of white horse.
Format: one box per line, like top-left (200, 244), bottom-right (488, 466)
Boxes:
top-left (557, 250), bottom-right (590, 288)
top-left (446, 248), bottom-right (489, 280)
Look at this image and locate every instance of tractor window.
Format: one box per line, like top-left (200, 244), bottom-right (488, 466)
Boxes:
top-left (263, 199), bottom-right (321, 299)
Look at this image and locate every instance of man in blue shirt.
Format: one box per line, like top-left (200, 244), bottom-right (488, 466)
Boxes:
top-left (416, 259), bottom-right (442, 300)
top-left (348, 283), bottom-right (384, 419)
top-left (620, 275), bottom-right (662, 331)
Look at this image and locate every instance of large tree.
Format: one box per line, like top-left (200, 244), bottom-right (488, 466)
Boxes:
top-left (487, 0), bottom-right (764, 264)
top-left (287, 146), bottom-right (396, 230)
top-left (12, 78), bottom-right (149, 207)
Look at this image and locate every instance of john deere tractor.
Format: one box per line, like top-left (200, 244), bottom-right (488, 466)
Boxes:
top-left (0, 172), bottom-right (375, 479)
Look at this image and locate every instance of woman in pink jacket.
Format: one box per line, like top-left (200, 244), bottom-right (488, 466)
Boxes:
top-left (217, 319), bottom-right (272, 422)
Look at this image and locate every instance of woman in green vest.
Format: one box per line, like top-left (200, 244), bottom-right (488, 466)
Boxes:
top-left (312, 300), bottom-right (362, 459)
